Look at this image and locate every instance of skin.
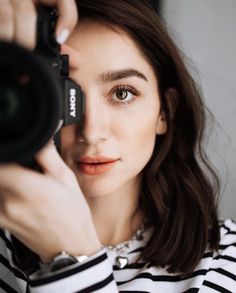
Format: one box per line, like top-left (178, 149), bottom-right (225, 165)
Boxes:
top-left (0, 1), bottom-right (166, 261)
top-left (0, 0), bottom-right (78, 48)
top-left (61, 21), bottom-right (167, 244)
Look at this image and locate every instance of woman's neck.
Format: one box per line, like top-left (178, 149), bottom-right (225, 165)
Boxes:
top-left (86, 183), bottom-right (144, 246)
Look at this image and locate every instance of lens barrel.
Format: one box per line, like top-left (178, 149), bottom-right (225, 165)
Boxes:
top-left (0, 42), bottom-right (62, 163)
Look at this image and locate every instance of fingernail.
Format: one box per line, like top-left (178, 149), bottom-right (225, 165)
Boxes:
top-left (55, 119), bottom-right (64, 134)
top-left (56, 29), bottom-right (70, 44)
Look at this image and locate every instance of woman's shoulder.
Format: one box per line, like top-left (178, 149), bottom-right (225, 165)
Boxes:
top-left (142, 220), bottom-right (235, 292)
top-left (219, 218), bottom-right (236, 234)
top-left (200, 219), bottom-right (236, 292)
top-left (217, 218), bottom-right (236, 257)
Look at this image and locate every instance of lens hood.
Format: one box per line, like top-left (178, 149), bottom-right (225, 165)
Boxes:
top-left (0, 42), bottom-right (62, 164)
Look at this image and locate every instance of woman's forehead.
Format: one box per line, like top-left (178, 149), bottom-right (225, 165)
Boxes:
top-left (67, 21), bottom-right (157, 82)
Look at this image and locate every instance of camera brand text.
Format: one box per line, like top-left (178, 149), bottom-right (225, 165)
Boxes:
top-left (70, 88), bottom-right (76, 118)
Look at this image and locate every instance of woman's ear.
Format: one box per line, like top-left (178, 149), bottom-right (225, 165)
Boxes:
top-left (156, 87), bottom-right (179, 135)
top-left (156, 111), bottom-right (167, 135)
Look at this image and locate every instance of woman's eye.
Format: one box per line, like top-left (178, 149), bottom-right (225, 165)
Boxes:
top-left (110, 86), bottom-right (139, 105)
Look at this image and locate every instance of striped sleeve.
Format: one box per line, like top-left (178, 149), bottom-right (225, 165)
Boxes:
top-left (0, 230), bottom-right (28, 292)
top-left (28, 248), bottom-right (119, 293)
top-left (200, 219), bottom-right (236, 292)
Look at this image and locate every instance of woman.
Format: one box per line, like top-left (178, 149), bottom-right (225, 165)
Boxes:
top-left (0, 0), bottom-right (235, 292)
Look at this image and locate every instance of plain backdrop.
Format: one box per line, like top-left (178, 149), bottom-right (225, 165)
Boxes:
top-left (161, 0), bottom-right (236, 220)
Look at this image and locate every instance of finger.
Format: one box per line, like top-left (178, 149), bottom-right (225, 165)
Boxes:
top-left (11, 0), bottom-right (37, 49)
top-left (0, 164), bottom-right (43, 194)
top-left (55, 0), bottom-right (78, 44)
top-left (0, 189), bottom-right (20, 223)
top-left (61, 43), bottom-right (82, 69)
top-left (35, 142), bottom-right (78, 187)
top-left (0, 0), bottom-right (14, 42)
top-left (33, 0), bottom-right (78, 44)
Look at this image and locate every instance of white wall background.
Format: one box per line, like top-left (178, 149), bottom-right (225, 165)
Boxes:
top-left (161, 0), bottom-right (236, 220)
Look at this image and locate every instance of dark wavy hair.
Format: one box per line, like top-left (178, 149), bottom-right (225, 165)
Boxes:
top-left (13, 0), bottom-right (220, 277)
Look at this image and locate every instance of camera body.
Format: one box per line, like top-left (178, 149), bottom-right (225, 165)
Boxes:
top-left (0, 6), bottom-right (84, 164)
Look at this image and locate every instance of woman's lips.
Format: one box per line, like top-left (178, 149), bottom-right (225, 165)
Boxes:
top-left (76, 156), bottom-right (119, 175)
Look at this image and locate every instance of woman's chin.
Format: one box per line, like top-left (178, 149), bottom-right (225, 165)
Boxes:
top-left (75, 175), bottom-right (119, 199)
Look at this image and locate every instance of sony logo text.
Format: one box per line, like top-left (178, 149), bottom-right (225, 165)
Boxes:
top-left (70, 88), bottom-right (76, 118)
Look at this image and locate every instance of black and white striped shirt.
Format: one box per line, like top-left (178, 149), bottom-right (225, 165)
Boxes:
top-left (0, 219), bottom-right (235, 292)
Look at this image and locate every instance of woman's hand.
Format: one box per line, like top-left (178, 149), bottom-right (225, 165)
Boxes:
top-left (0, 0), bottom-right (98, 262)
top-left (0, 0), bottom-right (79, 49)
top-left (0, 143), bottom-right (101, 262)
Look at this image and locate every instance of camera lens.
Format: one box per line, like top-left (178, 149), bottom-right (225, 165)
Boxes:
top-left (0, 42), bottom-right (62, 163)
top-left (0, 86), bottom-right (19, 124)
top-left (0, 85), bottom-right (20, 127)
top-left (0, 72), bottom-right (34, 142)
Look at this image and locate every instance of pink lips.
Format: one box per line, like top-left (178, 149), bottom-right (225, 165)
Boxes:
top-left (77, 156), bottom-right (119, 175)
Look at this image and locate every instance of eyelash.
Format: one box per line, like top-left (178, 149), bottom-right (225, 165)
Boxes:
top-left (109, 85), bottom-right (140, 105)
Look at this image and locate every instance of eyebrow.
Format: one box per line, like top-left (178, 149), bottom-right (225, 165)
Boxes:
top-left (97, 69), bottom-right (148, 83)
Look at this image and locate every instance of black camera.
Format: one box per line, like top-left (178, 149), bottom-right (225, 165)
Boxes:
top-left (0, 6), bottom-right (84, 164)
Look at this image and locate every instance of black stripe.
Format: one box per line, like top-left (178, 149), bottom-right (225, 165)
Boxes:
top-left (181, 289), bottom-right (199, 293)
top-left (220, 220), bottom-right (236, 230)
top-left (113, 262), bottom-right (150, 270)
top-left (227, 231), bottom-right (236, 235)
top-left (76, 273), bottom-right (113, 293)
top-left (120, 291), bottom-right (149, 293)
top-left (219, 243), bottom-right (236, 250)
top-left (29, 252), bottom-right (108, 287)
top-left (220, 224), bottom-right (231, 233)
top-left (26, 285), bottom-right (30, 293)
top-left (0, 254), bottom-right (13, 271)
top-left (203, 280), bottom-right (232, 293)
top-left (128, 247), bottom-right (145, 254)
top-left (210, 268), bottom-right (236, 281)
top-left (0, 254), bottom-right (27, 281)
top-left (0, 279), bottom-right (19, 293)
top-left (214, 254), bottom-right (236, 263)
top-left (0, 230), bottom-right (14, 252)
top-left (118, 269), bottom-right (208, 285)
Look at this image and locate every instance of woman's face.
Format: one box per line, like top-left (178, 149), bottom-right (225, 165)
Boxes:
top-left (61, 21), bottom-right (166, 198)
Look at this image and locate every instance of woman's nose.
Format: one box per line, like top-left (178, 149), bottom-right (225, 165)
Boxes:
top-left (77, 94), bottom-right (110, 145)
